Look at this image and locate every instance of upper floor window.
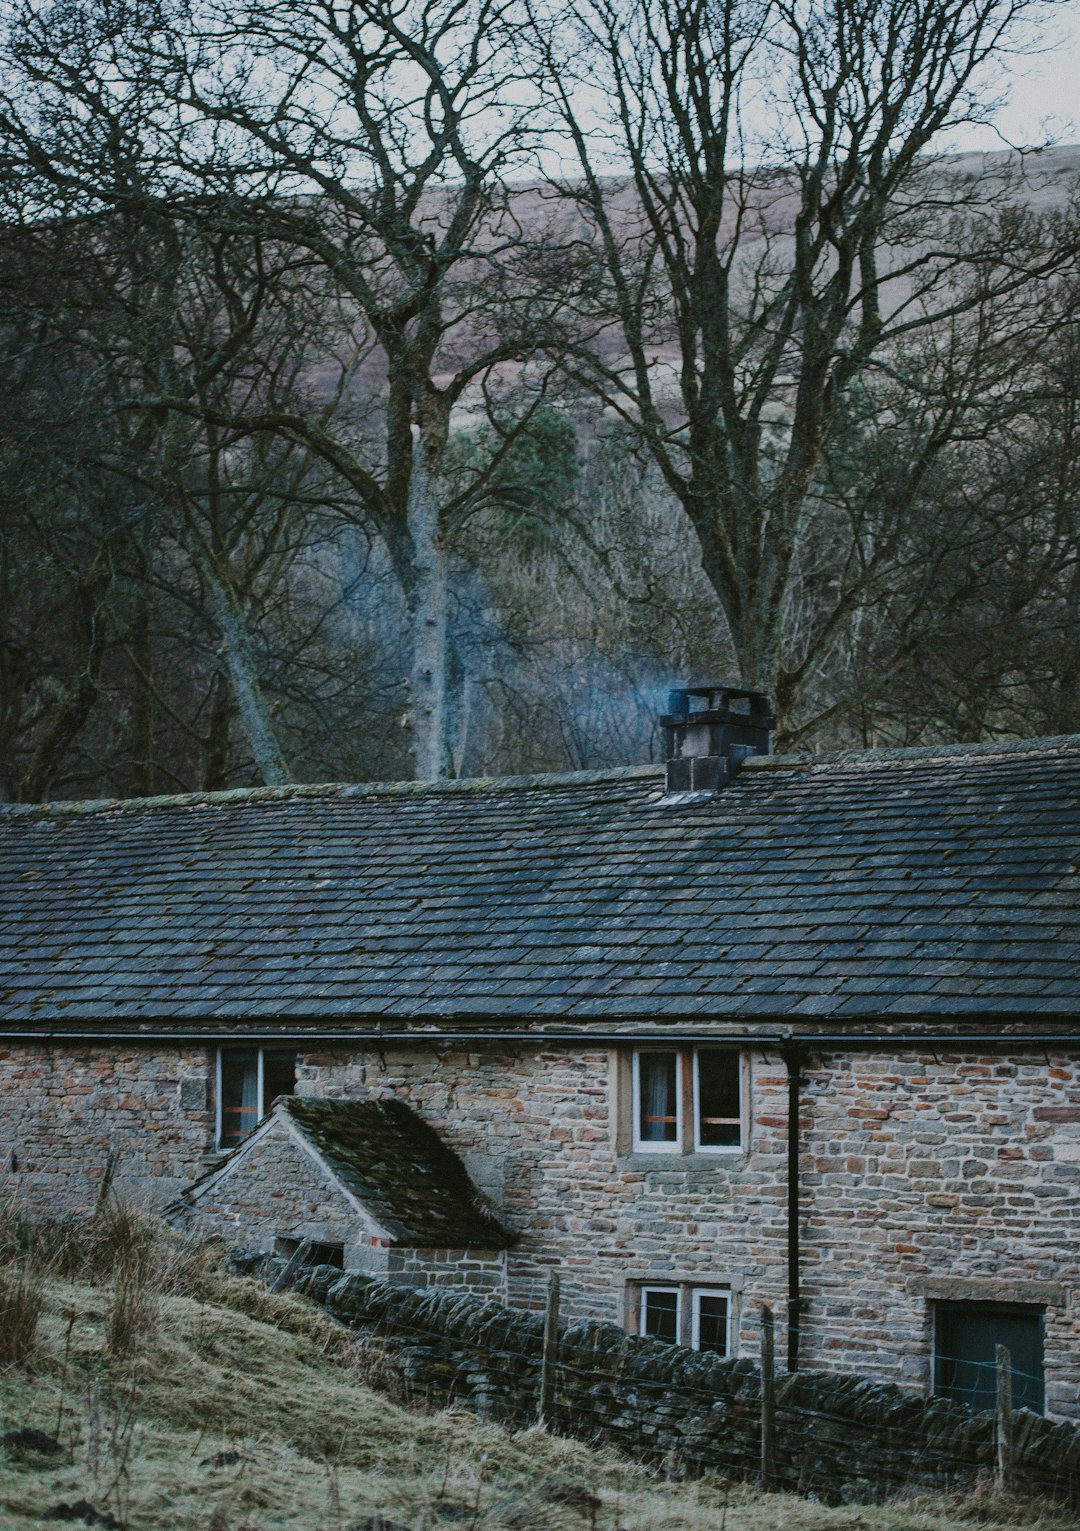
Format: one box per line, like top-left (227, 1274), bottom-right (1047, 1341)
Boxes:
top-left (217, 1047), bottom-right (296, 1150)
top-left (631, 1048), bottom-right (743, 1153)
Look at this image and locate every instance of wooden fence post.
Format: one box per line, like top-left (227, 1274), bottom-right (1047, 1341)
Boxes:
top-left (995, 1344), bottom-right (1014, 1494)
top-left (271, 1238), bottom-right (313, 1294)
top-left (761, 1303), bottom-right (776, 1491)
top-left (537, 1272), bottom-right (561, 1428)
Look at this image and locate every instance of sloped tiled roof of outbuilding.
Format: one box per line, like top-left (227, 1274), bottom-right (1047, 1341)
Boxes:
top-left (279, 1096), bottom-right (514, 1247)
top-left (2, 734), bottom-right (1080, 1027)
top-left (184, 1095), bottom-right (514, 1248)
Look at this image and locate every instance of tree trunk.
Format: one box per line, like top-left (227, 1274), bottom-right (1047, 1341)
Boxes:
top-left (405, 427), bottom-right (452, 781)
top-left (200, 557), bottom-right (291, 787)
top-left (202, 669), bottom-right (234, 791)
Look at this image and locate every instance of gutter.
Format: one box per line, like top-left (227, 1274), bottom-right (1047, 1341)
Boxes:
top-left (4, 1027), bottom-right (1079, 1047)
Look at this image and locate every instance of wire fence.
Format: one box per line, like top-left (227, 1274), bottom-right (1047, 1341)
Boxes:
top-left (293, 1265), bottom-right (1080, 1512)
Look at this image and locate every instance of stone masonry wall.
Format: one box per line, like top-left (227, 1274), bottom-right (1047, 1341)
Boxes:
top-left (797, 1052), bottom-right (1080, 1416)
top-left (295, 1045), bottom-right (1080, 1420)
top-left (183, 1116), bottom-right (377, 1271)
top-left (297, 1267), bottom-right (1080, 1510)
top-left (0, 1042), bottom-right (214, 1209)
top-left (386, 1247), bottom-right (507, 1298)
top-left (3, 1038), bottom-right (1078, 1420)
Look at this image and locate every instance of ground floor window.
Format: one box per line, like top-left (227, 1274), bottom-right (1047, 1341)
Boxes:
top-left (934, 1301), bottom-right (1044, 1415)
top-left (217, 1048), bottom-right (296, 1149)
top-left (636, 1283), bottom-right (731, 1355)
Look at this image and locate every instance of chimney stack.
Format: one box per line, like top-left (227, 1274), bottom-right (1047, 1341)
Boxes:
top-left (660, 684), bottom-right (774, 795)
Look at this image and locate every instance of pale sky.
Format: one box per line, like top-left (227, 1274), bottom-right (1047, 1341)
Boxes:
top-left (950, 3), bottom-right (1080, 152)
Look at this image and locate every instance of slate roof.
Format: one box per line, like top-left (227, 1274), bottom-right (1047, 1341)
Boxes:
top-left (183, 1095), bottom-right (514, 1247)
top-left (2, 734), bottom-right (1080, 1028)
top-left (285, 1097), bottom-right (512, 1247)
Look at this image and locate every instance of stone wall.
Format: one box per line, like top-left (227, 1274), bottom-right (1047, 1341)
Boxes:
top-left (297, 1267), bottom-right (1080, 1510)
top-left (0, 1042), bottom-right (213, 1209)
top-left (295, 1044), bottom-right (1080, 1419)
top-left (3, 1038), bottom-right (1079, 1418)
top-left (386, 1247), bottom-right (507, 1298)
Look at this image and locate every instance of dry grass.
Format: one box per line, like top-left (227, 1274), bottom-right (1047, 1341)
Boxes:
top-left (0, 1263), bottom-right (45, 1364)
top-left (0, 1211), bottom-right (1074, 1531)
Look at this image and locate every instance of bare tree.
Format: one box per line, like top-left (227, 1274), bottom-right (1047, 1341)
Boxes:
top-left (0, 0), bottom-right (574, 777)
top-left (0, 180), bottom-right (362, 794)
top-left (533, 0), bottom-right (1078, 741)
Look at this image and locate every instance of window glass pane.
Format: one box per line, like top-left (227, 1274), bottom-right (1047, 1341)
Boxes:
top-left (220, 1050), bottom-right (259, 1148)
top-left (695, 1292), bottom-right (729, 1355)
top-left (641, 1288), bottom-right (679, 1344)
top-left (638, 1052), bottom-right (679, 1143)
top-left (263, 1050), bottom-right (296, 1108)
top-left (696, 1051), bottom-right (741, 1147)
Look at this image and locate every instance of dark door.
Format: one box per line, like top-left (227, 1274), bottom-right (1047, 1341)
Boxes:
top-left (935, 1302), bottom-right (1044, 1414)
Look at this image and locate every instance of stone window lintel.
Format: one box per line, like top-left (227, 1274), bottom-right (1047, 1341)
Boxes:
top-left (909, 1275), bottom-right (1067, 1306)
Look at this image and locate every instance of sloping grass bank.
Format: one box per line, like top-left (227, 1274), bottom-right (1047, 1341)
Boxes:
top-left (0, 1215), bottom-right (1074, 1530)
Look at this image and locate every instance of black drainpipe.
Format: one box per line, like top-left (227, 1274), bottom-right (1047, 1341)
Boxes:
top-left (783, 1045), bottom-right (804, 1372)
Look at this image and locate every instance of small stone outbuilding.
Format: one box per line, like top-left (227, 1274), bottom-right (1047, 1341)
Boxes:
top-left (179, 1095), bottom-right (515, 1296)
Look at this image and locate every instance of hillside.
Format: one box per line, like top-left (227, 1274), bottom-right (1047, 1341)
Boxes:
top-left (0, 1241), bottom-right (1075, 1531)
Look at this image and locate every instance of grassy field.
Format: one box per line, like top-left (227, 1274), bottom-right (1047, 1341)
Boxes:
top-left (0, 1216), bottom-right (1073, 1531)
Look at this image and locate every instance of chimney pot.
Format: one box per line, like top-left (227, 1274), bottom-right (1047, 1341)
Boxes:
top-left (660, 684), bottom-right (774, 795)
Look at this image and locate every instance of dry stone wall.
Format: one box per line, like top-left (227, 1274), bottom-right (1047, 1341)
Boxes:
top-left (297, 1266), bottom-right (1080, 1510)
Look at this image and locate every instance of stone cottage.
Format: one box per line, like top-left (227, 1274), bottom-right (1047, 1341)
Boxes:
top-left (2, 685), bottom-right (1079, 1418)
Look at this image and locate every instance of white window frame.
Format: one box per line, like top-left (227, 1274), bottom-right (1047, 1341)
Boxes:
top-left (690, 1286), bottom-right (731, 1355)
top-left (632, 1049), bottom-right (683, 1153)
top-left (635, 1282), bottom-right (732, 1353)
top-left (692, 1049), bottom-right (743, 1154)
top-left (629, 1047), bottom-right (744, 1155)
top-left (639, 1284), bottom-right (683, 1342)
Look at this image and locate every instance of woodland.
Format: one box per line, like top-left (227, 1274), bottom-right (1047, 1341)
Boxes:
top-left (1, 0), bottom-right (1079, 800)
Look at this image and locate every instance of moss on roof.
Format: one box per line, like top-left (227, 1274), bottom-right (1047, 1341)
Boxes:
top-left (283, 1097), bottom-right (515, 1249)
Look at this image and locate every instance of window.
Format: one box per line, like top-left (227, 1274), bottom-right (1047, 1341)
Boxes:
top-left (692, 1288), bottom-right (730, 1355)
top-left (935, 1302), bottom-right (1044, 1415)
top-left (633, 1051), bottom-right (681, 1150)
top-left (217, 1048), bottom-right (296, 1149)
top-left (640, 1285), bottom-right (680, 1342)
top-left (637, 1284), bottom-right (731, 1355)
top-left (631, 1048), bottom-right (743, 1153)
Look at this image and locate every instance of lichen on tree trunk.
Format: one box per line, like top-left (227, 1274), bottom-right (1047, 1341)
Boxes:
top-left (406, 428), bottom-right (452, 781)
top-left (200, 558), bottom-right (291, 787)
